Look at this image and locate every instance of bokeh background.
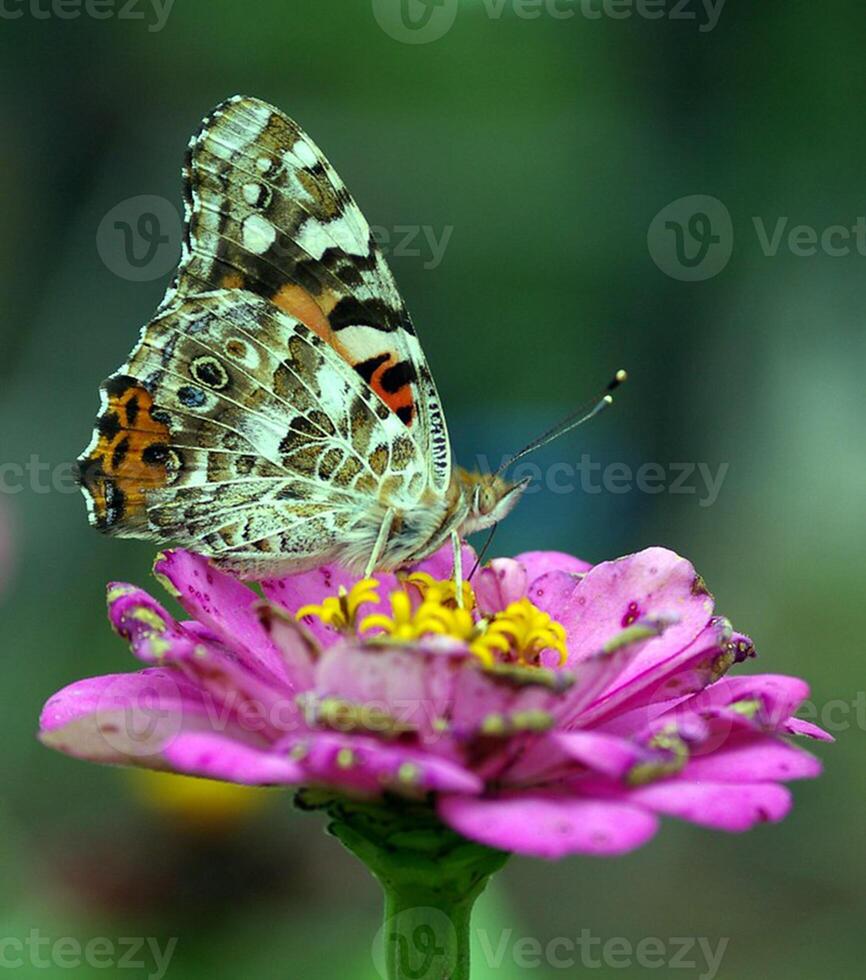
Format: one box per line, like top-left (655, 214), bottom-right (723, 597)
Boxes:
top-left (1, 1), bottom-right (863, 976)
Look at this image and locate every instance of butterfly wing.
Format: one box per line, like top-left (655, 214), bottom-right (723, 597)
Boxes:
top-left (77, 291), bottom-right (429, 576)
top-left (161, 94), bottom-right (451, 493)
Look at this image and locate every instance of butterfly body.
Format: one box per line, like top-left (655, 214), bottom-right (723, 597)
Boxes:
top-left (77, 96), bottom-right (526, 579)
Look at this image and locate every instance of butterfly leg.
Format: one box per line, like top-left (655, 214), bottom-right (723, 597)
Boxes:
top-left (364, 508), bottom-right (396, 579)
top-left (451, 530), bottom-right (464, 609)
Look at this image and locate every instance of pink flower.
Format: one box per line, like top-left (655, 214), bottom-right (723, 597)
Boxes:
top-left (40, 544), bottom-right (830, 860)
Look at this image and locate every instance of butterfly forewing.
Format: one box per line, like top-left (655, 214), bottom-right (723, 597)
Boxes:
top-left (78, 96), bottom-right (459, 576)
top-left (162, 95), bottom-right (450, 491)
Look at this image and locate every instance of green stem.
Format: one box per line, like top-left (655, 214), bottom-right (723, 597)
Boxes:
top-left (298, 792), bottom-right (508, 980)
top-left (380, 881), bottom-right (475, 980)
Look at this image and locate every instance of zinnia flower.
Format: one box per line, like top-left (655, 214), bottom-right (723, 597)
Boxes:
top-left (40, 543), bottom-right (829, 860)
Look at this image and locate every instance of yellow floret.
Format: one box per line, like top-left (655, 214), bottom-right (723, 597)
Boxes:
top-left (298, 574), bottom-right (568, 669)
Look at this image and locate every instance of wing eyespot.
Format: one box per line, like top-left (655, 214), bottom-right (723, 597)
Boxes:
top-left (190, 355), bottom-right (230, 390)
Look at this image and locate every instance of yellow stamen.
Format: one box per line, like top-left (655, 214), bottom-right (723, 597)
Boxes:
top-left (483, 599), bottom-right (568, 666)
top-left (404, 571), bottom-right (475, 610)
top-left (295, 578), bottom-right (380, 632)
top-left (299, 574), bottom-right (569, 669)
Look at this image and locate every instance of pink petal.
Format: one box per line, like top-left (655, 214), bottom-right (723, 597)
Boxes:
top-left (410, 541), bottom-right (477, 581)
top-left (571, 650), bottom-right (644, 720)
top-left (626, 780), bottom-right (792, 831)
top-left (577, 618), bottom-right (738, 729)
top-left (282, 732), bottom-right (482, 796)
top-left (106, 593), bottom-right (300, 735)
top-left (504, 730), bottom-right (640, 785)
top-left (475, 559), bottom-right (528, 614)
top-left (39, 669), bottom-right (218, 766)
top-left (557, 548), bottom-right (714, 671)
top-left (616, 674), bottom-right (815, 748)
top-left (313, 641), bottom-right (463, 744)
top-left (106, 584), bottom-right (197, 663)
top-left (683, 674), bottom-right (810, 730)
top-left (263, 563), bottom-right (394, 649)
top-left (438, 793), bottom-right (658, 859)
top-left (516, 550), bottom-right (592, 579)
top-left (154, 550), bottom-right (286, 680)
top-left (162, 732), bottom-right (303, 785)
top-left (551, 731), bottom-right (642, 779)
top-left (684, 735), bottom-right (822, 782)
top-left (785, 718), bottom-right (834, 742)
top-left (526, 571), bottom-right (585, 623)
top-left (255, 602), bottom-right (319, 692)
top-left (165, 638), bottom-right (301, 737)
top-left (448, 663), bottom-right (570, 742)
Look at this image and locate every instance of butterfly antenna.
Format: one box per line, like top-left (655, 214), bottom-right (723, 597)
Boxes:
top-left (468, 522), bottom-right (499, 580)
top-left (497, 369), bottom-right (627, 474)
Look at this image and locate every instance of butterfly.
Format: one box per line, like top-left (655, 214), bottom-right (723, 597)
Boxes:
top-left (76, 95), bottom-right (531, 585)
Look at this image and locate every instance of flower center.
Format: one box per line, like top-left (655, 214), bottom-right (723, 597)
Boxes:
top-left (296, 574), bottom-right (568, 668)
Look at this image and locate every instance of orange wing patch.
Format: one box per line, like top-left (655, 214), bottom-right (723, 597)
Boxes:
top-left (353, 354), bottom-right (416, 425)
top-left (268, 282), bottom-right (415, 424)
top-left (270, 283), bottom-right (337, 339)
top-left (76, 377), bottom-right (177, 533)
top-left (269, 282), bottom-right (359, 364)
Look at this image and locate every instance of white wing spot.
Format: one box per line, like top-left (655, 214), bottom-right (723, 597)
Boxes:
top-left (242, 213), bottom-right (276, 254)
top-left (242, 182), bottom-right (262, 206)
top-left (293, 140), bottom-right (319, 168)
top-left (256, 156), bottom-right (272, 173)
top-left (296, 214), bottom-right (368, 260)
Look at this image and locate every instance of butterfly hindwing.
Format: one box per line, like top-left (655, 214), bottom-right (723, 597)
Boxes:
top-left (161, 95), bottom-right (451, 492)
top-left (77, 291), bottom-right (429, 575)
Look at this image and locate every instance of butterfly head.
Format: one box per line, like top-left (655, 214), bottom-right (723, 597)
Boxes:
top-left (457, 469), bottom-right (529, 535)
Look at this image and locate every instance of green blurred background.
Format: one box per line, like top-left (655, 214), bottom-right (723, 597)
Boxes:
top-left (0, 0), bottom-right (862, 976)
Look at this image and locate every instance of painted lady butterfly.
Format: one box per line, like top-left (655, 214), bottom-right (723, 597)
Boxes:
top-left (77, 96), bottom-right (530, 583)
